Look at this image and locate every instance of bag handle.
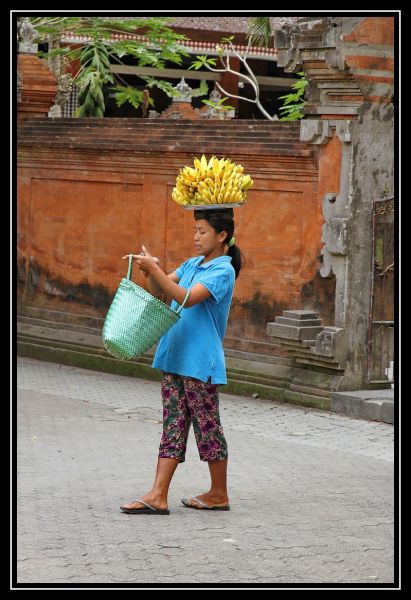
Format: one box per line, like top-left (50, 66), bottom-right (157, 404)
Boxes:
top-left (127, 254), bottom-right (191, 313)
top-left (127, 254), bottom-right (134, 280)
top-left (127, 253), bottom-right (145, 285)
top-left (175, 288), bottom-right (191, 314)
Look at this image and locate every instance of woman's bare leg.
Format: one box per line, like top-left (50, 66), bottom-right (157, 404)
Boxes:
top-left (121, 457), bottom-right (180, 511)
top-left (188, 458), bottom-right (229, 507)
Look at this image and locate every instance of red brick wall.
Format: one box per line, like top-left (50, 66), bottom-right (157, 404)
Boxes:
top-left (17, 118), bottom-right (331, 354)
top-left (17, 55), bottom-right (57, 121)
top-left (342, 17), bottom-right (395, 105)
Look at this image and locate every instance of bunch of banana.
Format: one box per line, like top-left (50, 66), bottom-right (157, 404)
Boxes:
top-left (171, 155), bottom-right (253, 207)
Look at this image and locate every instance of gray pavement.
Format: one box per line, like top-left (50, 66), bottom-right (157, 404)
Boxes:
top-left (16, 357), bottom-right (395, 587)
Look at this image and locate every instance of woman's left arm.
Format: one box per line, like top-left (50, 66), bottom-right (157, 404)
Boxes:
top-left (135, 247), bottom-right (211, 308)
top-left (150, 267), bottom-right (211, 308)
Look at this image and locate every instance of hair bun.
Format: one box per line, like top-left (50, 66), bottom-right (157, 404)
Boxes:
top-left (194, 208), bottom-right (234, 221)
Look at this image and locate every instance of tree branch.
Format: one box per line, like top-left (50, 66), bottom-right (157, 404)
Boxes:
top-left (222, 40), bottom-right (273, 120)
top-left (203, 61), bottom-right (258, 97)
top-left (215, 82), bottom-right (254, 104)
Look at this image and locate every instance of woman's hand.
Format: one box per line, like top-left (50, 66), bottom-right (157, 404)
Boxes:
top-left (122, 246), bottom-right (160, 277)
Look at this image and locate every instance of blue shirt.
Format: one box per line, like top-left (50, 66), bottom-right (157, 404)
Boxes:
top-left (152, 255), bottom-right (235, 384)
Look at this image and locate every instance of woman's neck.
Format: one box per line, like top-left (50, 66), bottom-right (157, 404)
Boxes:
top-left (202, 246), bottom-right (226, 264)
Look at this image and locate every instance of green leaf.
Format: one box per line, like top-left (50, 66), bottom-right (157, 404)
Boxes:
top-left (188, 56), bottom-right (217, 70)
top-left (246, 17), bottom-right (272, 47)
top-left (142, 77), bottom-right (181, 97)
top-left (111, 85), bottom-right (143, 109)
top-left (23, 16), bottom-right (191, 118)
top-left (202, 97), bottom-right (235, 111)
top-left (190, 80), bottom-right (209, 98)
top-left (277, 72), bottom-right (307, 120)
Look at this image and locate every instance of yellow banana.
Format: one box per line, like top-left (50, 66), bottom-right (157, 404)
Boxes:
top-left (200, 155), bottom-right (208, 171)
top-left (212, 157), bottom-right (221, 175)
top-left (173, 155), bottom-right (252, 206)
top-left (241, 175), bottom-right (253, 190)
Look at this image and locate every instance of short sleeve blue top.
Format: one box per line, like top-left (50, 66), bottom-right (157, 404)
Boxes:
top-left (152, 255), bottom-right (235, 384)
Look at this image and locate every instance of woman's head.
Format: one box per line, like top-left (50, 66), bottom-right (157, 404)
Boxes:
top-left (194, 208), bottom-right (244, 279)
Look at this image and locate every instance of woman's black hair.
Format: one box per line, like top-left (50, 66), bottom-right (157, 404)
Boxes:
top-left (194, 208), bottom-right (245, 279)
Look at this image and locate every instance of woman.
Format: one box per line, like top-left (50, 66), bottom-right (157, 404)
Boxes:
top-left (120, 208), bottom-right (243, 515)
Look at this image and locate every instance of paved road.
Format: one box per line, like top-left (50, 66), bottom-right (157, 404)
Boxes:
top-left (16, 357), bottom-right (395, 587)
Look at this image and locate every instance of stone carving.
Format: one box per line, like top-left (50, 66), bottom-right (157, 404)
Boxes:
top-left (173, 77), bottom-right (193, 102)
top-left (300, 119), bottom-right (352, 146)
top-left (314, 326), bottom-right (343, 357)
top-left (17, 17), bottom-right (38, 54)
top-left (209, 88), bottom-right (222, 103)
top-left (335, 120), bottom-right (352, 143)
top-left (274, 17), bottom-right (336, 72)
top-left (300, 119), bottom-right (354, 302)
top-left (320, 193), bottom-right (351, 278)
top-left (300, 120), bottom-right (333, 145)
top-left (55, 73), bottom-right (74, 107)
top-left (17, 71), bottom-right (23, 102)
top-left (48, 104), bottom-right (62, 118)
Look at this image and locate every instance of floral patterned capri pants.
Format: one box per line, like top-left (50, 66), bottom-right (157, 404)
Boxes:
top-left (158, 372), bottom-right (228, 463)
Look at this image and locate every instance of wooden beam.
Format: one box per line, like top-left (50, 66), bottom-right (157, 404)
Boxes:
top-left (110, 64), bottom-right (220, 81)
top-left (110, 65), bottom-right (296, 88)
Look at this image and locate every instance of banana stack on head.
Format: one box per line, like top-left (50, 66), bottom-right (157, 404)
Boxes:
top-left (171, 154), bottom-right (253, 207)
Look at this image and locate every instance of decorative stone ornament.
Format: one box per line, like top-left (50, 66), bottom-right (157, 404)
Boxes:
top-left (17, 71), bottom-right (23, 102)
top-left (55, 73), bottom-right (74, 107)
top-left (174, 77), bottom-right (193, 102)
top-left (17, 17), bottom-right (39, 54)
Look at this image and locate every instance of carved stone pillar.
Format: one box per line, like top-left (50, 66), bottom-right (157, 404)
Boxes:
top-left (301, 119), bottom-right (354, 329)
top-left (17, 18), bottom-right (57, 121)
top-left (275, 16), bottom-right (394, 119)
top-left (267, 17), bottom-right (394, 390)
top-left (48, 73), bottom-right (74, 118)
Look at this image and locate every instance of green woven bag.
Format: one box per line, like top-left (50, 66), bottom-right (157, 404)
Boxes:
top-left (102, 255), bottom-right (191, 360)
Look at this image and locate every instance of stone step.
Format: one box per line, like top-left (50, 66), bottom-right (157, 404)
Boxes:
top-left (21, 117), bottom-right (301, 129)
top-left (330, 390), bottom-right (394, 424)
top-left (17, 321), bottom-right (105, 349)
top-left (301, 340), bottom-right (316, 347)
top-left (17, 124), bottom-right (301, 137)
top-left (18, 139), bottom-right (313, 156)
top-left (18, 127), bottom-right (302, 143)
top-left (224, 347), bottom-right (293, 366)
top-left (16, 335), bottom-right (289, 404)
top-left (17, 326), bottom-right (290, 388)
top-left (17, 315), bottom-right (103, 336)
top-left (276, 316), bottom-right (322, 327)
top-left (21, 307), bottom-right (105, 329)
top-left (266, 322), bottom-right (324, 340)
top-left (282, 310), bottom-right (320, 320)
top-left (19, 143), bottom-right (306, 155)
top-left (16, 322), bottom-right (329, 411)
top-left (18, 134), bottom-right (303, 147)
top-left (19, 336), bottom-right (330, 408)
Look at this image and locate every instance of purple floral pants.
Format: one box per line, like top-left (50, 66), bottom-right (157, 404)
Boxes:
top-left (158, 372), bottom-right (228, 463)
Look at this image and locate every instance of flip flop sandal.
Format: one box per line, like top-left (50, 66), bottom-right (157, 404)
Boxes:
top-left (120, 498), bottom-right (170, 515)
top-left (181, 495), bottom-right (230, 511)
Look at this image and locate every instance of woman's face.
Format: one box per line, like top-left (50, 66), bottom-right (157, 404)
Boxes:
top-left (193, 219), bottom-right (227, 256)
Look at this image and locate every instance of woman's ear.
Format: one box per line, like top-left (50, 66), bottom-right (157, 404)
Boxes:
top-left (219, 231), bottom-right (228, 244)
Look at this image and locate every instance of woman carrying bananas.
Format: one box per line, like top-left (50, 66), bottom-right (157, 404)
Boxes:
top-left (120, 208), bottom-right (244, 515)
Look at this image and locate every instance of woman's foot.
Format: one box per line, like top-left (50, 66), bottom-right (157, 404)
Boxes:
top-left (183, 492), bottom-right (229, 509)
top-left (120, 494), bottom-right (168, 512)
